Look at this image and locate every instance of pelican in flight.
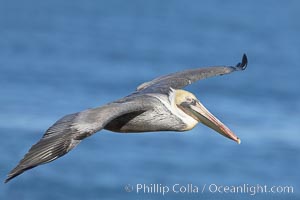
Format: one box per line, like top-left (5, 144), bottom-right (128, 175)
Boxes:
top-left (5, 54), bottom-right (248, 183)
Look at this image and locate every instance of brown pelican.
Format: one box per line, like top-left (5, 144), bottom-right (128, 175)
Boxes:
top-left (5, 54), bottom-right (248, 183)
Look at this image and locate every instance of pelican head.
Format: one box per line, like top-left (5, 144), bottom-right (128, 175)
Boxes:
top-left (173, 89), bottom-right (240, 144)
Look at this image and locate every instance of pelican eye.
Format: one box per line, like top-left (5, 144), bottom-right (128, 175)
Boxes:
top-left (185, 97), bottom-right (196, 105)
top-left (191, 99), bottom-right (197, 105)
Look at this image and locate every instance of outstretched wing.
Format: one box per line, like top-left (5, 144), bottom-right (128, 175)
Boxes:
top-left (5, 97), bottom-right (151, 183)
top-left (137, 54), bottom-right (248, 93)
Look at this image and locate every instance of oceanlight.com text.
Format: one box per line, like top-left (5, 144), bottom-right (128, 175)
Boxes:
top-left (124, 183), bottom-right (294, 196)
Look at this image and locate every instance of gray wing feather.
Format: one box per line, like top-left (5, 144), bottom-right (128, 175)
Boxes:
top-left (137, 54), bottom-right (248, 93)
top-left (5, 97), bottom-right (151, 183)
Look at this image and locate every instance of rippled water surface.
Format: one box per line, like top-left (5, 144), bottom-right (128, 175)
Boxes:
top-left (0, 1), bottom-right (299, 199)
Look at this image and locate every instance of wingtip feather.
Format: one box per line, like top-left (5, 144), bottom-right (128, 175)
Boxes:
top-left (4, 166), bottom-right (31, 183)
top-left (233, 53), bottom-right (248, 71)
top-left (241, 53), bottom-right (248, 69)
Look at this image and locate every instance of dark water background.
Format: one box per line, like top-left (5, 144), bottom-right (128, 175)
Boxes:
top-left (0, 0), bottom-right (299, 199)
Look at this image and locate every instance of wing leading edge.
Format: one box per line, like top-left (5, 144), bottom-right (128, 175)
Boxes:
top-left (137, 54), bottom-right (247, 93)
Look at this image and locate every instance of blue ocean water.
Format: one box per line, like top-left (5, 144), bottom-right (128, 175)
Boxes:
top-left (0, 0), bottom-right (299, 199)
